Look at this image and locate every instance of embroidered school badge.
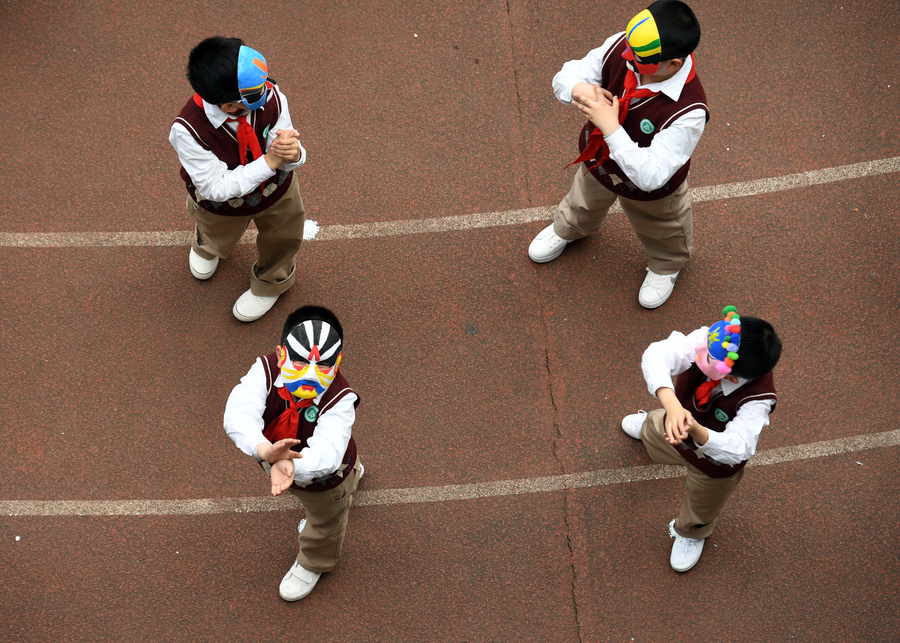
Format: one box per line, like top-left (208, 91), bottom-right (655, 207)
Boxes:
top-left (640, 118), bottom-right (655, 134)
top-left (304, 406), bottom-right (319, 422)
top-left (714, 408), bottom-right (730, 422)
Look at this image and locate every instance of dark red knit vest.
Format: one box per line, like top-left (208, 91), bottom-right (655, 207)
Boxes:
top-left (258, 352), bottom-right (359, 492)
top-left (577, 34), bottom-right (710, 201)
top-left (174, 89), bottom-right (293, 216)
top-left (671, 364), bottom-right (777, 478)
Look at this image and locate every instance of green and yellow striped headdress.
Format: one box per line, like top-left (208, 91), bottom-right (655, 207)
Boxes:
top-left (625, 9), bottom-right (663, 62)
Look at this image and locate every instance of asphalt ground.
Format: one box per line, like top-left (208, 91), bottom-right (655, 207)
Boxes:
top-left (1, 0), bottom-right (899, 641)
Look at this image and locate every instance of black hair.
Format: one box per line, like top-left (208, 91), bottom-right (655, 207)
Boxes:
top-left (282, 306), bottom-right (344, 344)
top-left (186, 36), bottom-right (243, 105)
top-left (648, 0), bottom-right (701, 60)
top-left (729, 317), bottom-right (782, 379)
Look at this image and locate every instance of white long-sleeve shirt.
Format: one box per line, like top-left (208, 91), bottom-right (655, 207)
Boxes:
top-left (552, 32), bottom-right (707, 192)
top-left (224, 357), bottom-right (357, 484)
top-left (641, 327), bottom-right (774, 466)
top-left (169, 86), bottom-right (306, 203)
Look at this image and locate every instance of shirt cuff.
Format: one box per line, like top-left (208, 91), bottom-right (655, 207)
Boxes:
top-left (696, 431), bottom-right (738, 464)
top-left (604, 126), bottom-right (634, 154)
top-left (248, 156), bottom-right (276, 182)
top-left (646, 376), bottom-right (676, 399)
top-left (253, 442), bottom-right (266, 463)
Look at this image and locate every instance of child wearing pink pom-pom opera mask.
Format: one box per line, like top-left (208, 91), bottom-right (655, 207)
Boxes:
top-left (620, 306), bottom-right (783, 572)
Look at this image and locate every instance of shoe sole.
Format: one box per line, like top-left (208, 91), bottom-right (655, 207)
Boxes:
top-left (279, 586), bottom-right (316, 601)
top-left (190, 264), bottom-right (218, 280)
top-left (528, 243), bottom-right (569, 264)
top-left (189, 257), bottom-right (218, 281)
top-left (233, 304), bottom-right (274, 322)
top-left (639, 287), bottom-right (675, 309)
top-left (671, 559), bottom-right (700, 572)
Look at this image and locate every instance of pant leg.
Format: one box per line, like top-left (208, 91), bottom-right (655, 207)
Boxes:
top-left (641, 409), bottom-right (744, 539)
top-left (248, 175), bottom-right (306, 296)
top-left (553, 164), bottom-right (619, 240)
top-left (186, 196), bottom-right (253, 261)
top-left (287, 458), bottom-right (362, 573)
top-left (678, 463), bottom-right (744, 540)
top-left (618, 179), bottom-right (693, 274)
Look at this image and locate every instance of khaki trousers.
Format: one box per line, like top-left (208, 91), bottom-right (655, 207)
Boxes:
top-left (640, 409), bottom-right (744, 540)
top-left (553, 164), bottom-right (693, 274)
top-left (186, 174), bottom-right (305, 297)
top-left (287, 459), bottom-right (362, 574)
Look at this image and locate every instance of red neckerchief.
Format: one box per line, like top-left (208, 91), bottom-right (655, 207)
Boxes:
top-left (262, 386), bottom-right (315, 443)
top-left (566, 57), bottom-right (696, 174)
top-left (191, 93), bottom-right (265, 165)
top-left (225, 113), bottom-right (264, 165)
top-left (694, 378), bottom-right (717, 407)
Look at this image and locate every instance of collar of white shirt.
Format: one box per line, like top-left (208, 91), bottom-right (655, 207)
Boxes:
top-left (199, 98), bottom-right (237, 129)
top-left (719, 375), bottom-right (749, 396)
top-left (630, 54), bottom-right (694, 102)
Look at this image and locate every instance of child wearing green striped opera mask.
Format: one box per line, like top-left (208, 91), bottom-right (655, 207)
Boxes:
top-left (529, 1), bottom-right (708, 310)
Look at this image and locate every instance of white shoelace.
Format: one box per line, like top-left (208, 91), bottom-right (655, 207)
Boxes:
top-left (677, 536), bottom-right (700, 553)
top-left (644, 271), bottom-right (672, 291)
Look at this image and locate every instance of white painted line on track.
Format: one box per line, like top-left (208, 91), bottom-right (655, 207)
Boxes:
top-left (3, 429), bottom-right (897, 517)
top-left (1, 156), bottom-right (898, 249)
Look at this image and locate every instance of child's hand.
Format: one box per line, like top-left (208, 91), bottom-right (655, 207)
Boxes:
top-left (270, 459), bottom-right (296, 496)
top-left (271, 129), bottom-right (301, 162)
top-left (572, 89), bottom-right (620, 137)
top-left (259, 438), bottom-right (305, 464)
top-left (664, 407), bottom-right (694, 445)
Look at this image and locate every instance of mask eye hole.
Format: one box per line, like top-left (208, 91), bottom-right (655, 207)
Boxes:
top-left (317, 363), bottom-right (334, 373)
top-left (291, 359), bottom-right (309, 368)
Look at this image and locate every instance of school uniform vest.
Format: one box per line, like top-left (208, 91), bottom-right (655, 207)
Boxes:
top-left (174, 88), bottom-right (293, 216)
top-left (577, 34), bottom-right (710, 201)
top-left (258, 352), bottom-right (359, 492)
top-left (672, 364), bottom-right (777, 478)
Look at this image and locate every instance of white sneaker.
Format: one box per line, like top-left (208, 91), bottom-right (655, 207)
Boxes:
top-left (620, 410), bottom-right (648, 440)
top-left (279, 561), bottom-right (321, 601)
top-left (639, 268), bottom-right (680, 309)
top-left (528, 224), bottom-right (570, 263)
top-left (189, 248), bottom-right (219, 280)
top-left (233, 289), bottom-right (279, 322)
top-left (668, 519), bottom-right (705, 572)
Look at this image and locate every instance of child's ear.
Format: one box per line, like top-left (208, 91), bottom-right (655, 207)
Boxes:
top-left (276, 345), bottom-right (287, 367)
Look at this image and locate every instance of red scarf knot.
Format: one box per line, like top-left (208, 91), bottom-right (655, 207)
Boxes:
top-left (262, 386), bottom-right (314, 444)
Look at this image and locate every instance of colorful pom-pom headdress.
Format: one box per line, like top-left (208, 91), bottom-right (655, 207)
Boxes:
top-left (707, 305), bottom-right (741, 375)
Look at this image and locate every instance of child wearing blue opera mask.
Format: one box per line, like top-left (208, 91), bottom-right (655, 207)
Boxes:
top-left (224, 305), bottom-right (363, 601)
top-left (170, 36), bottom-right (307, 322)
top-left (620, 306), bottom-right (782, 571)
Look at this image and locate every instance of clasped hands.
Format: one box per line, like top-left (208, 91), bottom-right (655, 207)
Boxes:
top-left (264, 129), bottom-right (301, 170)
top-left (257, 438), bottom-right (304, 497)
top-left (662, 405), bottom-right (695, 445)
top-left (571, 82), bottom-right (621, 137)
top-left (656, 387), bottom-right (708, 446)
